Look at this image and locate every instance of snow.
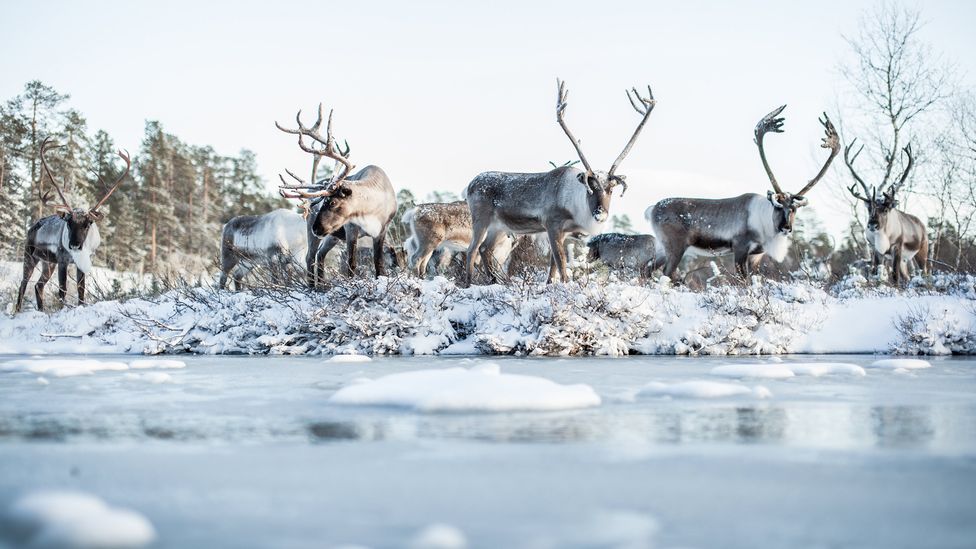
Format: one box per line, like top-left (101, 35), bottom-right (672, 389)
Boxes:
top-left (1, 358), bottom-right (129, 378)
top-left (780, 362), bottom-right (867, 377)
top-left (868, 358), bottom-right (932, 370)
top-left (709, 364), bottom-right (796, 379)
top-left (1, 490), bottom-right (156, 548)
top-left (327, 354), bottom-right (372, 363)
top-left (637, 380), bottom-right (771, 399)
top-left (408, 523), bottom-right (468, 549)
top-left (329, 364), bottom-right (601, 412)
top-left (0, 274), bottom-right (972, 357)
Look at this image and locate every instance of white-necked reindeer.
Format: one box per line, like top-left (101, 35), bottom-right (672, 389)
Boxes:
top-left (276, 104), bottom-right (397, 283)
top-left (218, 209), bottom-right (307, 290)
top-left (403, 201), bottom-right (514, 278)
top-left (465, 79), bottom-right (656, 283)
top-left (647, 105), bottom-right (839, 279)
top-left (15, 137), bottom-right (130, 312)
top-left (844, 141), bottom-right (928, 284)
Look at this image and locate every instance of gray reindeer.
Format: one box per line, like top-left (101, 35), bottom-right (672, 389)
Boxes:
top-left (276, 104), bottom-right (397, 283)
top-left (464, 79), bottom-right (656, 283)
top-left (647, 105), bottom-right (839, 279)
top-left (844, 141), bottom-right (928, 284)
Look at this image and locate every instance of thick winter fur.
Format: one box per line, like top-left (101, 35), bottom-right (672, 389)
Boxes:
top-left (306, 165), bottom-right (398, 284)
top-left (219, 209), bottom-right (307, 290)
top-left (403, 201), bottom-right (514, 278)
top-left (465, 166), bottom-right (612, 283)
top-left (647, 193), bottom-right (796, 279)
top-left (862, 203), bottom-right (928, 284)
top-left (586, 233), bottom-right (656, 276)
top-left (16, 211), bottom-right (103, 312)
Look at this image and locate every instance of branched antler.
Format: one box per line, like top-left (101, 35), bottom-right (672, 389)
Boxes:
top-left (276, 103), bottom-right (356, 188)
top-left (754, 105), bottom-right (787, 196)
top-left (555, 79), bottom-right (594, 175)
top-left (40, 137), bottom-right (72, 211)
top-left (90, 149), bottom-right (131, 214)
top-left (609, 85), bottom-right (655, 178)
top-left (794, 112), bottom-right (839, 197)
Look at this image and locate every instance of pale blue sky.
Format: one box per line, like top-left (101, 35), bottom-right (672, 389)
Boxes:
top-left (1, 0), bottom-right (973, 235)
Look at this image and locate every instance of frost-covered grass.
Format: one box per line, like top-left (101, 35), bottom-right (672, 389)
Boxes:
top-left (0, 273), bottom-right (973, 356)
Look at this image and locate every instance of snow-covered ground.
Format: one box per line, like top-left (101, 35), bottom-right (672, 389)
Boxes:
top-left (0, 274), bottom-right (973, 356)
top-left (0, 354), bottom-right (974, 548)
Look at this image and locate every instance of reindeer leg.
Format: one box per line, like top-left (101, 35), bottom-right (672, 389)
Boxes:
top-left (57, 262), bottom-right (69, 308)
top-left (344, 226), bottom-right (360, 277)
top-left (466, 219), bottom-right (491, 285)
top-left (414, 240), bottom-right (439, 279)
top-left (373, 229), bottom-right (389, 278)
top-left (16, 254), bottom-right (38, 313)
top-left (35, 262), bottom-right (56, 311)
top-left (77, 268), bottom-right (86, 305)
top-left (546, 227), bottom-right (569, 283)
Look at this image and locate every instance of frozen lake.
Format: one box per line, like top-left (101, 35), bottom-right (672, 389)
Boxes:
top-left (1, 354), bottom-right (975, 548)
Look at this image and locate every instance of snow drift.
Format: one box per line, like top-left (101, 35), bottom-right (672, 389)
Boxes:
top-left (0, 274), bottom-right (972, 357)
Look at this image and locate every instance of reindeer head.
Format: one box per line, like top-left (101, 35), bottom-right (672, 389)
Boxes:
top-left (555, 80), bottom-right (655, 223)
top-left (276, 104), bottom-right (358, 236)
top-left (844, 140), bottom-right (913, 233)
top-left (40, 137), bottom-right (130, 249)
top-left (754, 105), bottom-right (840, 235)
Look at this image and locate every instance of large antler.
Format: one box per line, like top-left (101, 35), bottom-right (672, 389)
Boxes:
top-left (885, 143), bottom-right (913, 199)
top-left (608, 84), bottom-right (655, 178)
top-left (39, 137), bottom-right (72, 211)
top-left (89, 149), bottom-right (131, 214)
top-left (754, 105), bottom-right (787, 196)
top-left (276, 104), bottom-right (355, 187)
top-left (555, 79), bottom-right (594, 175)
top-left (843, 138), bottom-right (873, 203)
top-left (794, 112), bottom-right (840, 197)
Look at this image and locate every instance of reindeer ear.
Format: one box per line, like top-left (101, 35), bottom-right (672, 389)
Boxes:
top-left (576, 173), bottom-right (587, 185)
top-left (337, 186), bottom-right (352, 198)
top-left (56, 207), bottom-right (71, 219)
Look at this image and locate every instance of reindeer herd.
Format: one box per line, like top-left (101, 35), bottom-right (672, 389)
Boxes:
top-left (13, 80), bottom-right (929, 313)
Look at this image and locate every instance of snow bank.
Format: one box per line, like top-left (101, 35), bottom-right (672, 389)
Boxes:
top-left (0, 274), bottom-right (972, 357)
top-left (1, 490), bottom-right (156, 548)
top-left (1, 358), bottom-right (129, 378)
top-left (329, 364), bottom-right (601, 412)
top-left (780, 362), bottom-right (866, 377)
top-left (637, 380), bottom-right (771, 399)
top-left (868, 358), bottom-right (932, 370)
top-left (327, 354), bottom-right (372, 363)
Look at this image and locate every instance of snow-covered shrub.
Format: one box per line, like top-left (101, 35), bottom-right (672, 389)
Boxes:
top-left (891, 306), bottom-right (976, 355)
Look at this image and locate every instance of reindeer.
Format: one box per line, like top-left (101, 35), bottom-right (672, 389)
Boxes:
top-left (844, 141), bottom-right (927, 284)
top-left (218, 209), bottom-right (307, 290)
top-left (586, 233), bottom-right (657, 277)
top-left (647, 105), bottom-right (839, 280)
top-left (15, 137), bottom-right (130, 312)
top-left (402, 201), bottom-right (514, 278)
top-left (465, 79), bottom-right (655, 283)
top-left (276, 104), bottom-right (397, 283)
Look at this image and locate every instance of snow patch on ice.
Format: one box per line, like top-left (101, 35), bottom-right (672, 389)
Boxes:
top-left (1, 359), bottom-right (129, 378)
top-left (329, 364), bottom-right (601, 412)
top-left (782, 362), bottom-right (867, 377)
top-left (1, 490), bottom-right (156, 548)
top-left (408, 523), bottom-right (468, 549)
top-left (868, 358), bottom-right (932, 370)
top-left (637, 380), bottom-right (772, 399)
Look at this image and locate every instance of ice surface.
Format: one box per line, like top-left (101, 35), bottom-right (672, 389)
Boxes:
top-left (1, 358), bottom-right (129, 378)
top-left (709, 364), bottom-right (796, 379)
top-left (868, 359), bottom-right (932, 370)
top-left (781, 362), bottom-right (866, 377)
top-left (1, 490), bottom-right (155, 548)
top-left (637, 380), bottom-right (771, 399)
top-left (329, 363), bottom-right (601, 412)
top-left (123, 372), bottom-right (173, 384)
top-left (128, 359), bottom-right (186, 369)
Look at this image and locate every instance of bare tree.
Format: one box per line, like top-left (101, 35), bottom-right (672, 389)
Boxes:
top-left (837, 1), bottom-right (955, 267)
